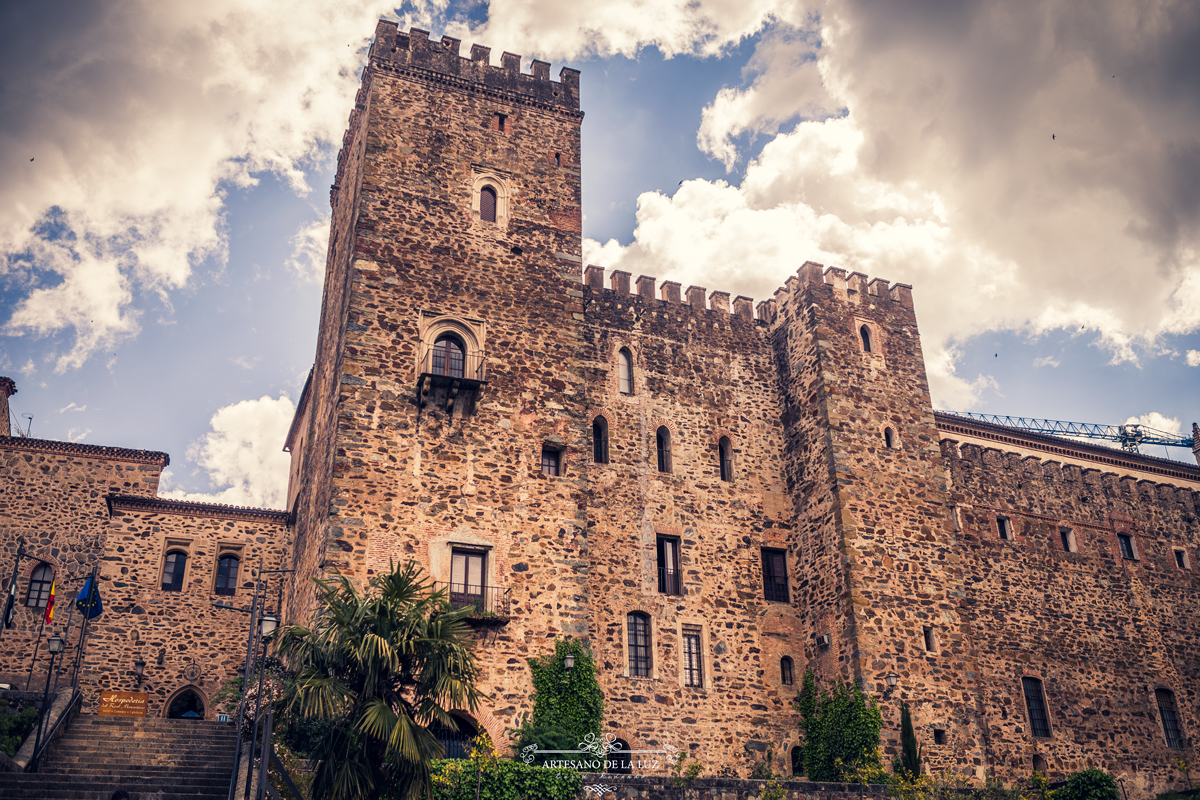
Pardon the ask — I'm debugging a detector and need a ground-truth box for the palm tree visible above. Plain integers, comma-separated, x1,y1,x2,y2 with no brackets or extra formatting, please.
276,561,483,800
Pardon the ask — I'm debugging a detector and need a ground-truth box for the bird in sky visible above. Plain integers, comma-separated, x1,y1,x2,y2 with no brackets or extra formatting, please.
1052,134,1056,140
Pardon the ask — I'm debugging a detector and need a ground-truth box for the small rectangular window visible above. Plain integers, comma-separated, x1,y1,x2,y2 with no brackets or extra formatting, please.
541,447,561,477
762,548,789,603
1174,549,1189,570
923,626,937,653
1059,528,1076,553
933,729,946,745
1022,677,1052,738
657,537,681,595
1117,533,1136,560
682,626,703,687
494,112,507,132
997,516,1011,540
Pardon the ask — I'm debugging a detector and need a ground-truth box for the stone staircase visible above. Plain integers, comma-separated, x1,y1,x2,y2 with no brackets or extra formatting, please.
1,714,239,800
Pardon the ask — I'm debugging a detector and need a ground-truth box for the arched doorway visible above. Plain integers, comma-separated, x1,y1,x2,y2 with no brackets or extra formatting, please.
430,713,479,759
606,738,633,774
165,686,206,720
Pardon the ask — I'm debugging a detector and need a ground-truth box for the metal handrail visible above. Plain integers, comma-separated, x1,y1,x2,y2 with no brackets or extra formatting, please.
433,583,511,616
27,687,81,772
418,345,486,382
657,567,681,596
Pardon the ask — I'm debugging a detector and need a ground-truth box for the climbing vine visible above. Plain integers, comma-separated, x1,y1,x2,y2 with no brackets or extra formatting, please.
512,638,603,760
795,668,883,782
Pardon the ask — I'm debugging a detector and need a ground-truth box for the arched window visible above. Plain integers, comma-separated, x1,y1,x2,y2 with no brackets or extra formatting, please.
1156,689,1184,750
860,325,873,352
162,550,188,592
431,334,466,378
215,555,239,596
593,417,609,464
656,427,672,473
26,564,53,608
790,745,803,776
479,186,497,223
607,739,633,774
718,436,733,482
884,427,896,449
627,612,651,677
780,656,794,686
618,348,633,394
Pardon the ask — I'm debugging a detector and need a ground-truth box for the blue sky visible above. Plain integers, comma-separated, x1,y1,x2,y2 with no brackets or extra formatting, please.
1,1,1198,506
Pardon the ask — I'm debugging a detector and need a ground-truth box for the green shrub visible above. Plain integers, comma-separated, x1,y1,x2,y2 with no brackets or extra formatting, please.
896,701,921,779
1054,768,1119,800
429,758,582,800
796,669,883,782
0,701,40,758
520,638,603,751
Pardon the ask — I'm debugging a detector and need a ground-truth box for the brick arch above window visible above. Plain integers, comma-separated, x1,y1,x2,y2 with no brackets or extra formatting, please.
854,318,885,358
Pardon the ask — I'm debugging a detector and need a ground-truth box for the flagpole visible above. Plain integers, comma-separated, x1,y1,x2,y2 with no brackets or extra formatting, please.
1,542,27,641
69,565,99,692
51,580,78,696
25,608,47,691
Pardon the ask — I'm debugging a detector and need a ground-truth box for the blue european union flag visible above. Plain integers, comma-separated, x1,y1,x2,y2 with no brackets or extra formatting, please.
75,577,103,619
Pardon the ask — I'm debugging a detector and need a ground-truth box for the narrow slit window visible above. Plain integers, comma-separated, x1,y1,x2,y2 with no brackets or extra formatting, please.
860,325,873,352
541,447,561,477
627,612,651,677
923,626,937,653
933,729,946,745
998,516,1012,540
884,427,896,449
494,113,507,132
554,152,561,167
1156,689,1184,750
657,537,681,595
618,348,633,394
1022,677,1052,738
1117,533,1136,560
479,186,497,223
1174,549,1189,570
1059,528,1076,553
718,436,733,482
26,564,53,608
682,626,703,687
592,417,609,464
780,656,794,686
656,427,672,473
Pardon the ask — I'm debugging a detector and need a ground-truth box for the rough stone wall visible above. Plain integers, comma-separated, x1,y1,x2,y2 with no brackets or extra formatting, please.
80,499,290,717
582,278,802,769
0,437,165,687
944,439,1200,794
770,265,987,776
289,19,590,744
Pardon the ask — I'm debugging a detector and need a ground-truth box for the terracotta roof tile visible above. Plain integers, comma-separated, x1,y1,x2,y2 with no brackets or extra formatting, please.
1,435,169,466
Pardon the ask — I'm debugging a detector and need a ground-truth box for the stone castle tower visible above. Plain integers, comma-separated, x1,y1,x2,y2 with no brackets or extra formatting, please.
279,18,1198,789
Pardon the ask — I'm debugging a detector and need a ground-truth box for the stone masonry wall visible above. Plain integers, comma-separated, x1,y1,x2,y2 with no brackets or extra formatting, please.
944,438,1200,795
83,498,290,717
0,437,165,688
582,275,802,771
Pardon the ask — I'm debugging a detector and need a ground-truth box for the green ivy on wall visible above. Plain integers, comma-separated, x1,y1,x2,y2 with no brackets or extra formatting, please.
796,669,883,782
513,637,603,759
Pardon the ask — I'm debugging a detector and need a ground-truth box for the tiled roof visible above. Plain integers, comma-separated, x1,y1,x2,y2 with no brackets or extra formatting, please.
0,435,170,466
106,494,289,524
934,412,1200,484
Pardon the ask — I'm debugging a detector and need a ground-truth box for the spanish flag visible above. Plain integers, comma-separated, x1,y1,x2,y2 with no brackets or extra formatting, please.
43,581,55,624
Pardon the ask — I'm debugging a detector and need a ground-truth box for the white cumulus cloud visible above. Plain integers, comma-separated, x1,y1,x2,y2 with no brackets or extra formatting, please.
160,394,295,509
1187,350,1200,367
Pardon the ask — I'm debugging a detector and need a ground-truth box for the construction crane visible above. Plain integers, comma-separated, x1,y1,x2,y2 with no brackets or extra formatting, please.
940,411,1196,455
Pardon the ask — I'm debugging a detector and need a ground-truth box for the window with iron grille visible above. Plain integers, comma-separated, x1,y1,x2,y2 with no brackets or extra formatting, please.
215,555,239,596
657,537,681,595
1022,677,1051,738
593,417,609,464
627,612,651,677
541,447,561,477
1117,533,1136,560
618,349,633,394
762,548,789,603
682,626,703,687
480,186,497,223
26,564,53,608
718,436,733,482
1157,689,1184,750
780,656,794,686
162,550,188,592
431,334,466,378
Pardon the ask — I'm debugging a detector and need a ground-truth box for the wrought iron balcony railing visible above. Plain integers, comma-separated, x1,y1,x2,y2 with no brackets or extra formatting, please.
657,567,681,596
417,345,486,384
434,582,511,617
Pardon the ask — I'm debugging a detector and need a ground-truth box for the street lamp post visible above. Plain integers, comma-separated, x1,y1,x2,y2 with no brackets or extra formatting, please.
30,631,64,771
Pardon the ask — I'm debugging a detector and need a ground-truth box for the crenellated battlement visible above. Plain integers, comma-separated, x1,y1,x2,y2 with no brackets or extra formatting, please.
581,260,914,327
368,21,580,113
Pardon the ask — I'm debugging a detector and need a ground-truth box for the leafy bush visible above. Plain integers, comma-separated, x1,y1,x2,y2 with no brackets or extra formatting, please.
518,638,603,752
0,700,39,758
429,758,582,800
1054,768,1119,800
796,669,883,782
896,701,921,779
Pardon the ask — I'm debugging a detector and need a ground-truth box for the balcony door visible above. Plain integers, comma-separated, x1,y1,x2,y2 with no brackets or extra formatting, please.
450,549,486,611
